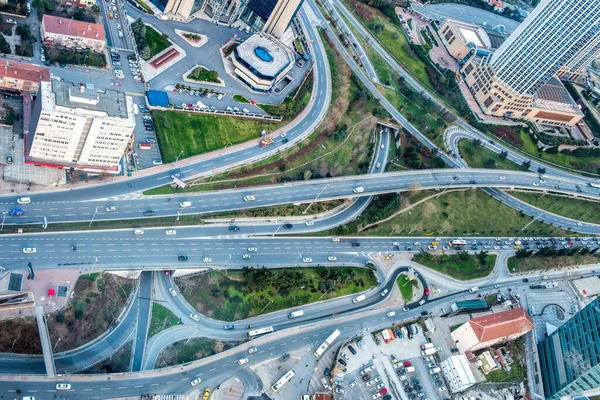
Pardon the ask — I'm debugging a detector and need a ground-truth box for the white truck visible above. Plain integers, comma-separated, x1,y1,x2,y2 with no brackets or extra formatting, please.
179,201,192,208
352,294,367,303
353,187,364,193
288,310,304,318
421,348,437,356
194,100,208,111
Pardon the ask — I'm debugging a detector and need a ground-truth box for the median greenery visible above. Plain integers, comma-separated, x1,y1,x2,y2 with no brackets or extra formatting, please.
131,18,170,60
187,66,220,83
175,267,377,321
458,139,520,170
413,249,496,280
396,274,417,301
508,246,600,273
232,94,250,103
148,303,182,337
156,338,235,368
511,192,600,225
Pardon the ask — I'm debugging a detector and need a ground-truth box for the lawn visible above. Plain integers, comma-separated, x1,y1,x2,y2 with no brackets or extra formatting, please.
145,25,170,59
396,274,416,301
148,303,182,337
357,189,570,237
156,338,234,368
175,267,377,321
413,251,497,280
187,66,220,83
511,192,600,225
232,94,250,103
152,110,280,163
507,253,600,273
458,140,521,170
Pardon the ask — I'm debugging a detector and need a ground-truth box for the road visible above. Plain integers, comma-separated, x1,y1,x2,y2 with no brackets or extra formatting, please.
130,271,153,372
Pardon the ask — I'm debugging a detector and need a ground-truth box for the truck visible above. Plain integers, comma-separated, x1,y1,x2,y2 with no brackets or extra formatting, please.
179,201,192,208
421,348,437,356
139,142,152,150
421,343,434,350
194,100,207,111
381,328,394,343
352,187,364,193
288,310,304,319
259,138,273,147
352,294,367,303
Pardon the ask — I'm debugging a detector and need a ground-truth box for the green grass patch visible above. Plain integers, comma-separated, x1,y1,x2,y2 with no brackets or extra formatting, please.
485,338,525,383
187,66,220,83
176,267,377,321
145,25,170,59
156,337,235,368
396,274,416,301
511,192,600,225
233,94,250,103
133,0,154,14
152,110,280,163
148,303,182,337
294,38,305,54
79,273,100,282
458,140,521,170
413,250,496,280
507,253,600,273
450,323,462,333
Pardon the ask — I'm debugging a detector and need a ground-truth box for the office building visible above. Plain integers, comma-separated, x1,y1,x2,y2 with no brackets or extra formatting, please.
451,307,535,354
0,59,50,94
462,0,600,126
27,80,135,172
440,355,477,393
438,19,505,62
240,0,303,37
538,297,600,399
41,15,106,52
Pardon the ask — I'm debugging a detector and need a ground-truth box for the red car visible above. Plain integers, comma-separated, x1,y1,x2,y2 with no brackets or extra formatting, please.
380,388,388,395
424,288,430,296
164,270,170,275
403,361,411,367
362,374,370,382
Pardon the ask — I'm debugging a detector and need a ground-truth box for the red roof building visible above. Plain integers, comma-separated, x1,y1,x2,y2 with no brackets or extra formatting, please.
41,15,106,52
0,59,50,93
451,307,534,353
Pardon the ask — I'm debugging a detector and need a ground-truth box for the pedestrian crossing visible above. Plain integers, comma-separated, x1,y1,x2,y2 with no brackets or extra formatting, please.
303,3,321,25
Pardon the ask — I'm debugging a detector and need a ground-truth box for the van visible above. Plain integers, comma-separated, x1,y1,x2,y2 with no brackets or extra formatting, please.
153,159,163,165
180,201,192,208
352,294,366,303
469,287,479,293
429,367,441,374
421,343,434,350
288,310,304,318
217,94,223,100
405,366,415,373
421,348,436,356
386,311,396,317
16,197,31,204
133,229,144,235
353,187,364,193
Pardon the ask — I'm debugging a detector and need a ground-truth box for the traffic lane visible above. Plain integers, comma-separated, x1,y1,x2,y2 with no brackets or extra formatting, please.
131,271,153,371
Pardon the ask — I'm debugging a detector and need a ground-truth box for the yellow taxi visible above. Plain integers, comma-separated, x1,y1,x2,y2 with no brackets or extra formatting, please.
108,12,113,19
202,388,210,400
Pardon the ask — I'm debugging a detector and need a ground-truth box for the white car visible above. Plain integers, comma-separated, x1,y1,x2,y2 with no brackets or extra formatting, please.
105,206,117,212
56,383,71,390
203,257,212,263
418,299,425,305
366,380,375,387
303,258,313,263
532,182,539,186
190,378,201,386
248,347,257,354
134,229,144,235
380,144,385,149
374,376,382,383
332,237,340,242
387,311,396,317
247,247,258,252
169,287,177,296
349,381,357,388
380,289,389,297
392,241,399,246
117,23,121,30
189,313,200,321
23,247,36,254
237,358,249,365
165,229,176,235
280,132,287,138
328,256,337,261
499,176,506,180
305,221,314,226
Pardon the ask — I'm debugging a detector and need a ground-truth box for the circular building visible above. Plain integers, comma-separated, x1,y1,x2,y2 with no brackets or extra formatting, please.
232,33,294,92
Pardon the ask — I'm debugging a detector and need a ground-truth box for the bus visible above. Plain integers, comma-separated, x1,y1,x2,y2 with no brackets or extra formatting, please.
271,370,295,392
247,326,274,338
313,329,341,358
448,239,467,246
588,183,600,189
138,142,152,150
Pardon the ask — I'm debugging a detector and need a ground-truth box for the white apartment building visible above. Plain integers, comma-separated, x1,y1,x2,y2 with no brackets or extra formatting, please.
27,81,134,172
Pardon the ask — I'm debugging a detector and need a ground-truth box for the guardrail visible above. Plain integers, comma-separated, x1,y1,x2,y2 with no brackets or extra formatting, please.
148,105,283,122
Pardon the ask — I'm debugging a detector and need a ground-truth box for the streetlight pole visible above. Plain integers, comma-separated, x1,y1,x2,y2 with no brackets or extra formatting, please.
175,150,184,164
53,338,61,352
1,212,7,231
258,299,273,315
221,254,231,268
303,185,328,214
176,208,182,222
272,226,281,237
183,327,199,347
89,207,98,227
92,257,98,271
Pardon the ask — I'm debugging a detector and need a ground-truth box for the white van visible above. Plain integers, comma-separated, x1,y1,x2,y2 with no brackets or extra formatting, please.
429,367,441,374
133,229,144,235
386,311,396,317
352,187,364,193
469,287,479,293
352,294,366,303
180,201,192,208
17,197,31,204
288,310,304,319
405,366,416,373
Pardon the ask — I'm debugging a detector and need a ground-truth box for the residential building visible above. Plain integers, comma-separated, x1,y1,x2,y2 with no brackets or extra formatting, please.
451,307,534,354
538,297,600,399
440,355,477,393
27,80,134,172
0,59,50,94
438,19,505,63
462,0,600,126
232,33,294,92
41,15,106,52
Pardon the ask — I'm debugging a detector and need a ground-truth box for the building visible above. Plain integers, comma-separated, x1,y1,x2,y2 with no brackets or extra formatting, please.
41,15,106,52
232,33,294,92
0,59,50,94
239,0,303,37
440,355,477,393
438,19,504,63
451,307,535,354
27,80,135,172
538,297,600,399
462,0,600,126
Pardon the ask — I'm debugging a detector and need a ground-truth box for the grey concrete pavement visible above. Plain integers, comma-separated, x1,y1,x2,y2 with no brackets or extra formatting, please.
34,306,56,378
131,271,153,371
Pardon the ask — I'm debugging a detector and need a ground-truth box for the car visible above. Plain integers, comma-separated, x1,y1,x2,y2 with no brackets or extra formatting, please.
105,206,117,212
335,387,345,395
403,306,409,312
470,180,476,184
169,287,177,296
428,362,437,368
351,242,360,247
532,182,539,186
280,132,287,138
424,287,430,296
382,395,392,400
499,176,506,180
420,311,428,316
17,197,31,205
371,394,381,399
380,289,389,297
223,324,234,330
305,221,314,226
404,387,413,393
247,247,258,252
341,352,349,361
189,313,200,321
23,247,36,254
248,347,257,354
178,255,188,261
349,381,357,388
439,387,447,392
381,144,385,149
418,299,425,305
380,388,388,395
202,388,211,400
348,345,357,355
435,380,443,386
165,229,176,235
324,367,331,377
203,257,212,263
332,237,340,242
190,378,201,386
283,223,293,229
6,154,13,164
328,256,337,261
303,258,313,263
387,311,396,317
56,383,71,390
431,374,439,379
229,225,240,231
5,18,16,24
522,278,529,282
407,395,416,399
242,254,251,259
366,379,375,387
338,358,347,366
362,374,370,382
403,361,412,367
374,376,382,382
376,162,381,169
143,210,155,216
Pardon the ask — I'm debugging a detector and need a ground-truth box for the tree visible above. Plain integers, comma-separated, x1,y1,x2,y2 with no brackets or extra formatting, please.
499,150,508,160
522,160,531,170
484,158,496,168
475,250,489,265
334,129,347,141
472,138,482,148
537,167,546,174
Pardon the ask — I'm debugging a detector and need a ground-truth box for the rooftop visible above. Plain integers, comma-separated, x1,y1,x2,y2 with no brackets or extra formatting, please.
42,14,105,42
468,307,534,343
51,80,129,119
235,33,294,78
447,18,492,49
533,76,582,114
0,59,50,84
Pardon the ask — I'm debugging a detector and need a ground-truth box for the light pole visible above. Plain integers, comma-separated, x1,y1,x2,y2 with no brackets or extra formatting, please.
272,226,281,237
92,257,98,271
175,150,184,164
89,207,99,227
176,208,182,222
1,212,7,231
436,175,459,199
318,287,333,301
294,253,302,264
53,337,61,352
258,299,273,315
221,254,231,268
303,185,328,214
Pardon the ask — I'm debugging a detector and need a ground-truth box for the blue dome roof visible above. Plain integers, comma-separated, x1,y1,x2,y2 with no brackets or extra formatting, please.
254,46,274,62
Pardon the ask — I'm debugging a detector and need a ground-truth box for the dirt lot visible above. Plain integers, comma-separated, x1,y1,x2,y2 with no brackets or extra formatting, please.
47,273,134,352
0,316,42,354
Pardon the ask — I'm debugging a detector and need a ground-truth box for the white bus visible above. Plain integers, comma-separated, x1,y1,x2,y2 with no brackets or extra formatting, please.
313,329,341,358
448,239,467,246
247,326,274,338
271,370,295,392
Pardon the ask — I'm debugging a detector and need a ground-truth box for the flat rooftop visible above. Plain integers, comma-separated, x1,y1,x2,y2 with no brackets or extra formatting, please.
51,80,129,119
235,33,294,78
447,19,492,48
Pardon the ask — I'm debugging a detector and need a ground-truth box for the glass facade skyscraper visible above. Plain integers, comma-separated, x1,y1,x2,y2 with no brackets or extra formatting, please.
538,297,600,399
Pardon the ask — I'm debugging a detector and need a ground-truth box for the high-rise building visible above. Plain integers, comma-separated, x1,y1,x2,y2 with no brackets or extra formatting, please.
538,297,600,399
240,0,303,37
27,81,135,172
462,0,600,126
